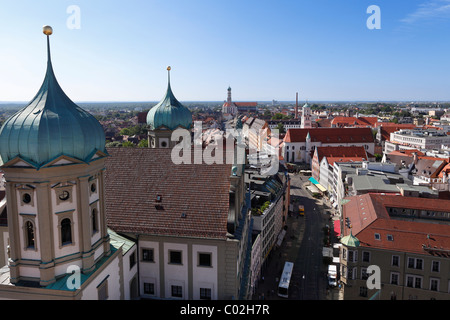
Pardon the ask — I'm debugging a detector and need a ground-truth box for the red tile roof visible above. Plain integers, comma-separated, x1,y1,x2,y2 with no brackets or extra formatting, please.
316,146,368,161
235,102,258,107
378,124,417,141
104,148,232,239
284,127,374,144
342,194,450,255
331,116,378,128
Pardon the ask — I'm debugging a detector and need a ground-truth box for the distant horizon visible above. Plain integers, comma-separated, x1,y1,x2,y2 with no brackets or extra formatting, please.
1,100,450,105
2,1,450,102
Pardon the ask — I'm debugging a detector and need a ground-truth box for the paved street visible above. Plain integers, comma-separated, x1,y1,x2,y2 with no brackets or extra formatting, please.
253,172,339,300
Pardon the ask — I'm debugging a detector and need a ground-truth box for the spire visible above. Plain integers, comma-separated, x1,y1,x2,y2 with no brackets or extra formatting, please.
167,66,171,87
146,66,192,131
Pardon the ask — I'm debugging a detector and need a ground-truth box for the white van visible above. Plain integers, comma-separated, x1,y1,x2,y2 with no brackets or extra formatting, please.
327,265,337,287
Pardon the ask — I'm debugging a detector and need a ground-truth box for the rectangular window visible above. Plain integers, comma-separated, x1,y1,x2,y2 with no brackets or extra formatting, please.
171,285,183,298
359,286,368,297
169,250,182,265
361,268,368,280
362,251,370,263
415,259,423,270
198,253,212,267
432,261,440,273
407,257,423,269
430,278,439,291
415,277,422,289
390,272,399,285
97,278,109,300
406,276,414,288
200,288,212,300
406,275,422,289
142,248,154,262
129,250,136,269
144,282,155,295
392,255,400,267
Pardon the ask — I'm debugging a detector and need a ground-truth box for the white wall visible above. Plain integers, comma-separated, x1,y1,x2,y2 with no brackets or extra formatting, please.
122,246,138,300
139,240,160,298
81,254,122,300
164,243,188,299
192,244,218,300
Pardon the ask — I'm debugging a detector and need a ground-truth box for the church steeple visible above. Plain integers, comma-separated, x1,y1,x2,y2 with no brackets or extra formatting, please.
1,26,110,287
146,66,192,148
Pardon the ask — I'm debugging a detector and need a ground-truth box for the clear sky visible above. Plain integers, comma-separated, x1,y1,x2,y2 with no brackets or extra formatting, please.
1,0,450,102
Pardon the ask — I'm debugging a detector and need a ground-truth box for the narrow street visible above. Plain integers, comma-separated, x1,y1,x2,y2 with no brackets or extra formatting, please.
289,173,327,300
254,172,338,300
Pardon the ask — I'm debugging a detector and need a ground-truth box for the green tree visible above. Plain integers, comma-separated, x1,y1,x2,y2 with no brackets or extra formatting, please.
276,123,286,134
119,128,131,136
138,139,149,148
121,141,135,148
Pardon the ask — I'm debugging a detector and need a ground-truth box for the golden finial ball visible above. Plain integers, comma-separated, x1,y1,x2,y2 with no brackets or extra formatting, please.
167,66,171,71
43,25,53,36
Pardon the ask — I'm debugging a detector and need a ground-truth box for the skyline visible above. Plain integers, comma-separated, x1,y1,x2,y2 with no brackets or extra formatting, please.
1,0,450,102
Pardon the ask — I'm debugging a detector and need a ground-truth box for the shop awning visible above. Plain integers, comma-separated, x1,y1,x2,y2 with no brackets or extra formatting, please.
308,177,327,192
333,220,341,237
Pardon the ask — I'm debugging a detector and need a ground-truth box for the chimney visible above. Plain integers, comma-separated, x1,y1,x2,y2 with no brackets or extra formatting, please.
295,92,298,119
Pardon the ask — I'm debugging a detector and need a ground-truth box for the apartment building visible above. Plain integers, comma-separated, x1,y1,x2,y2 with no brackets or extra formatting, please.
339,194,450,300
384,129,450,155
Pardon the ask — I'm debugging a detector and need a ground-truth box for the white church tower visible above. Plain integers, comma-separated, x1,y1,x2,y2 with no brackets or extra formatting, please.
301,102,312,129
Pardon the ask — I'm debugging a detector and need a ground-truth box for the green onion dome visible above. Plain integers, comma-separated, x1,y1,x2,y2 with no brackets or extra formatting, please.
146,67,192,131
0,28,106,167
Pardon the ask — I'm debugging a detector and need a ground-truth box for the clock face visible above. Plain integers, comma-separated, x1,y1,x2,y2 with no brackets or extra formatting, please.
59,190,70,201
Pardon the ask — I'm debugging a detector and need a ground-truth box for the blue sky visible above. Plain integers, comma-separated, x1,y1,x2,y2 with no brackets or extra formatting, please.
1,0,450,102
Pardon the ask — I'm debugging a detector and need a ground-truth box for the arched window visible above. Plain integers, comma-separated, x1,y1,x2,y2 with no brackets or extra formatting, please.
92,209,98,234
61,218,72,245
26,221,35,248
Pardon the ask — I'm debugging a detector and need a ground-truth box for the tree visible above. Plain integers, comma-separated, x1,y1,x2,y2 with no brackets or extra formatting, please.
119,128,131,136
138,139,148,148
121,141,135,148
276,123,286,134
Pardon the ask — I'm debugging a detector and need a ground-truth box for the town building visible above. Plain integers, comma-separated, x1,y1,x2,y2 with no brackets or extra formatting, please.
384,128,450,155
243,118,271,152
222,87,258,115
245,167,290,296
339,194,450,300
329,161,436,216
283,127,375,164
267,119,301,131
311,146,369,190
331,116,378,128
104,147,251,300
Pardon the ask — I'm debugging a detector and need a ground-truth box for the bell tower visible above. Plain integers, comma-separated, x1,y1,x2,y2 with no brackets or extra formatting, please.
301,102,312,129
146,66,193,149
0,26,110,286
